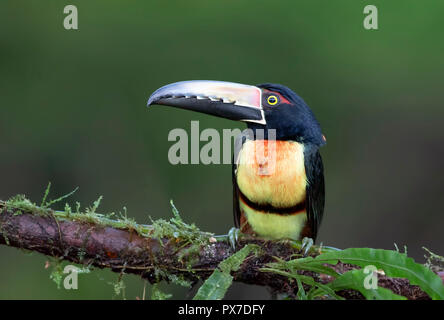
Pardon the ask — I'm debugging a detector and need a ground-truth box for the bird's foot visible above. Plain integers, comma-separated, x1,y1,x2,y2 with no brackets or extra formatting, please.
279,237,315,256
227,227,240,250
287,237,315,256
301,237,314,256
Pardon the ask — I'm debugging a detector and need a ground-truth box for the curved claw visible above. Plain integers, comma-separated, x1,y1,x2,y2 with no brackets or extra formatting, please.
228,227,240,250
301,237,314,256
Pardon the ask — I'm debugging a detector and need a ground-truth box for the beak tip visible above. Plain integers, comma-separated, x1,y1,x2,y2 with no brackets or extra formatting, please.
146,96,156,107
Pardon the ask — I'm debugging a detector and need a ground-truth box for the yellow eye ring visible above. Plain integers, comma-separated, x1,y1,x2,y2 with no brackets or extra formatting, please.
267,95,278,105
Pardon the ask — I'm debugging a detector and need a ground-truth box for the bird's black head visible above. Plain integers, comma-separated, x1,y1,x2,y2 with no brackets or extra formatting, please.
253,83,325,145
147,80,325,147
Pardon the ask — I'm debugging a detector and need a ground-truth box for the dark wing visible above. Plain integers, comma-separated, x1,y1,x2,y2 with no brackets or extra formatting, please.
304,147,325,242
232,129,251,228
232,157,241,228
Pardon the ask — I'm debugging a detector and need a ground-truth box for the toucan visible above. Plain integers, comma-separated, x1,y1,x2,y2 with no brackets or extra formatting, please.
147,80,326,245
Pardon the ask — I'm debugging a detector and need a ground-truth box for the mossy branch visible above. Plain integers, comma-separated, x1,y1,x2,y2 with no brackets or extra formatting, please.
0,197,442,300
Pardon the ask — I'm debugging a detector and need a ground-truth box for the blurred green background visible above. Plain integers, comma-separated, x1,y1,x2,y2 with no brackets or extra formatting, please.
1,0,443,299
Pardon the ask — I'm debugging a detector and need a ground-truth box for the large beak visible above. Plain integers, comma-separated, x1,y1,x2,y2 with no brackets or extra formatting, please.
147,80,265,125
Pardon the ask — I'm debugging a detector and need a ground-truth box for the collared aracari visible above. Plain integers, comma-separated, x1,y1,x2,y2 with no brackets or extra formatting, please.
147,80,326,243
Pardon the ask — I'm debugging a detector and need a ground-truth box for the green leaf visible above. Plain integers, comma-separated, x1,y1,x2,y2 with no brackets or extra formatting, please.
193,269,233,300
279,256,340,277
327,269,406,300
193,244,260,300
219,244,260,274
261,267,344,300
150,283,172,300
295,276,307,300
308,248,444,300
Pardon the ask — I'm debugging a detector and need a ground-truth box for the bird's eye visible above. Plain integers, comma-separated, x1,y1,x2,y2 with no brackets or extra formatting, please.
267,95,278,106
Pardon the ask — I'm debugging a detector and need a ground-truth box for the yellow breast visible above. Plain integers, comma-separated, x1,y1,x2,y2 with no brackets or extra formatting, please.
239,199,307,239
236,140,307,208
